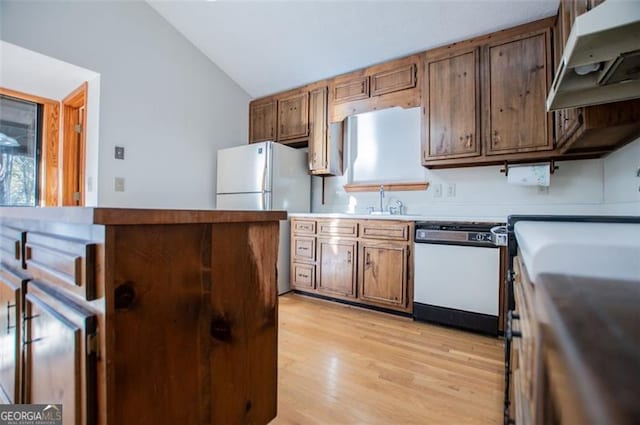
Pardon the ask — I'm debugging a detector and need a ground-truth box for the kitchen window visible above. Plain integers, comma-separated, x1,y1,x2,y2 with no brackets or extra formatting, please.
0,94,42,206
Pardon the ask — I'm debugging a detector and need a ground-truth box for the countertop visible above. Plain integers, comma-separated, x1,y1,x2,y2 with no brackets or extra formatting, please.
0,207,287,225
290,212,506,223
536,273,640,424
514,221,640,283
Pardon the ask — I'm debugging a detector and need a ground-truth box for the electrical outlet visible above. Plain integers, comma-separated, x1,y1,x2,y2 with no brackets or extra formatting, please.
115,177,125,192
446,183,456,197
115,146,125,160
433,184,442,198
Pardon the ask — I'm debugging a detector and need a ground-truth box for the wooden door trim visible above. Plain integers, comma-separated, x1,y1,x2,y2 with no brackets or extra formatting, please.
0,87,60,206
0,87,57,106
61,82,88,206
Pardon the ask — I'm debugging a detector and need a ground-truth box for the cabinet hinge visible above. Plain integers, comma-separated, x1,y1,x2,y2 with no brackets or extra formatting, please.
87,331,100,357
74,124,82,134
73,192,81,202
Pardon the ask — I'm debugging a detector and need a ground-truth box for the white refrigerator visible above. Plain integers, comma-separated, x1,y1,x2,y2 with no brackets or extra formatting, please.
216,141,310,294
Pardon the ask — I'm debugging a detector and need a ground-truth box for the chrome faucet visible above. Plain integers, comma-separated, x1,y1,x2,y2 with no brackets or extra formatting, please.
379,185,385,213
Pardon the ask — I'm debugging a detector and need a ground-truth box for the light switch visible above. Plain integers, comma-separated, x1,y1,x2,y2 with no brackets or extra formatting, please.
115,146,125,160
115,177,125,192
446,184,456,197
433,184,442,198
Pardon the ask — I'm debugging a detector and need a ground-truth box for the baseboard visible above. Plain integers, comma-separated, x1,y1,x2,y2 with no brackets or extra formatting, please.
413,302,498,336
293,290,412,318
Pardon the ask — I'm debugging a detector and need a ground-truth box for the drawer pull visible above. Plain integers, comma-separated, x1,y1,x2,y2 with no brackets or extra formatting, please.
298,246,308,251
210,316,232,343
298,273,309,279
6,302,16,333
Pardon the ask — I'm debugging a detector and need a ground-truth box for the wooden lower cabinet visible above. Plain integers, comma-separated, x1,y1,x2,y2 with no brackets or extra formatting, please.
23,281,97,425
358,241,408,308
0,207,284,425
0,266,24,404
290,218,413,313
317,238,357,298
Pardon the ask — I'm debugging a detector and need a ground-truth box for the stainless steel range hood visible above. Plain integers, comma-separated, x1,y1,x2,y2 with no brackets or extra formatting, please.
546,0,640,111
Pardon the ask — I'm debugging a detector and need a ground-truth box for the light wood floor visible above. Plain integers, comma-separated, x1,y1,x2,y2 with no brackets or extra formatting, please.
272,294,505,425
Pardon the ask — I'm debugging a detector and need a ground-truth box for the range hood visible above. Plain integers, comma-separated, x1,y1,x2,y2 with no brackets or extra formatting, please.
546,0,640,111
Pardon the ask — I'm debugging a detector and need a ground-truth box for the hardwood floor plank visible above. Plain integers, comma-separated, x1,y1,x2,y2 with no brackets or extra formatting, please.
273,294,504,425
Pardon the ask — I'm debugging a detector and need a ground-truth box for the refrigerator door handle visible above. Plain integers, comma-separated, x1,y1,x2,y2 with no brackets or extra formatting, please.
261,160,268,209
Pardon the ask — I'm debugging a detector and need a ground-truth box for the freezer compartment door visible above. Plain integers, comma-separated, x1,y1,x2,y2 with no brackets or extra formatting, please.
217,142,271,194
216,192,271,210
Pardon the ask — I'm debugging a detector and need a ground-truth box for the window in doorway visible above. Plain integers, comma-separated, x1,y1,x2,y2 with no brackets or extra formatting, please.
0,95,42,206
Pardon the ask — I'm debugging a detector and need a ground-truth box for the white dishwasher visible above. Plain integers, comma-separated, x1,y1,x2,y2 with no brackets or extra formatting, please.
413,221,502,335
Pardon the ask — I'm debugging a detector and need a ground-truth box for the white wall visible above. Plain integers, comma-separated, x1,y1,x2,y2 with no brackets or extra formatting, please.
0,1,250,208
0,41,102,206
312,137,640,221
602,137,640,215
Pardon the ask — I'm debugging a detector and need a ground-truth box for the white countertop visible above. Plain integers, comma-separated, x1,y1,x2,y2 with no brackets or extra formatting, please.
289,212,505,223
515,221,640,283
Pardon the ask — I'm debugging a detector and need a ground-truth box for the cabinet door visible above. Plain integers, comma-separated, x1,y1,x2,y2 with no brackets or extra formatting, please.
423,48,481,160
333,76,370,103
0,266,25,404
309,87,328,172
317,238,357,298
484,31,554,155
278,92,309,141
555,0,586,147
358,242,408,308
249,100,277,143
371,64,417,97
23,281,97,425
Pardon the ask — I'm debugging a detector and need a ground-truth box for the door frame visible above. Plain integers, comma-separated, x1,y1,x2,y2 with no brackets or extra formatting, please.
61,82,88,206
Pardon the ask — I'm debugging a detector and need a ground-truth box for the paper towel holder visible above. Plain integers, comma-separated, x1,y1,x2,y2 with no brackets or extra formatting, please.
499,160,559,177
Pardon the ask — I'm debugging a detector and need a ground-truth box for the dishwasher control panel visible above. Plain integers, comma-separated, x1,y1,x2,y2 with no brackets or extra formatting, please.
415,221,504,247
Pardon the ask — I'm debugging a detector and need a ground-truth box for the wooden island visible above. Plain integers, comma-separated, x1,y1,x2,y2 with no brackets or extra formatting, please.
0,207,286,425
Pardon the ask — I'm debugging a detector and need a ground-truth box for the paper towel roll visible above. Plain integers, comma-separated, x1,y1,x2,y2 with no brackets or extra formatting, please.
507,164,550,186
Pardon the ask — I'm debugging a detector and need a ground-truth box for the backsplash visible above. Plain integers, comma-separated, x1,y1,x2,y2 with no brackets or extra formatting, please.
311,137,640,220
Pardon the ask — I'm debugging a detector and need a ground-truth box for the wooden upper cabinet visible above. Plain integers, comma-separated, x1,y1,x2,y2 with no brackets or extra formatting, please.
358,241,408,308
483,30,554,155
309,87,343,175
423,48,481,160
249,99,277,143
277,91,309,141
309,87,328,171
371,64,417,97
333,76,370,104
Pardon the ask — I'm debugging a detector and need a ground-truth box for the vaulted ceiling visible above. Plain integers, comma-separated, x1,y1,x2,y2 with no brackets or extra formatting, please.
149,1,559,99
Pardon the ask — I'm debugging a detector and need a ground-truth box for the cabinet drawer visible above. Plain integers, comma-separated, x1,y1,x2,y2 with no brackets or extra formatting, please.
291,263,315,290
24,231,97,301
293,219,316,235
0,225,23,269
333,76,370,103
360,221,410,241
317,220,358,237
371,64,417,97
292,237,315,262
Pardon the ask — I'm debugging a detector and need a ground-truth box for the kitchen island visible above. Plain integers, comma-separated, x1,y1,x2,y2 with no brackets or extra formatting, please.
0,207,286,425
